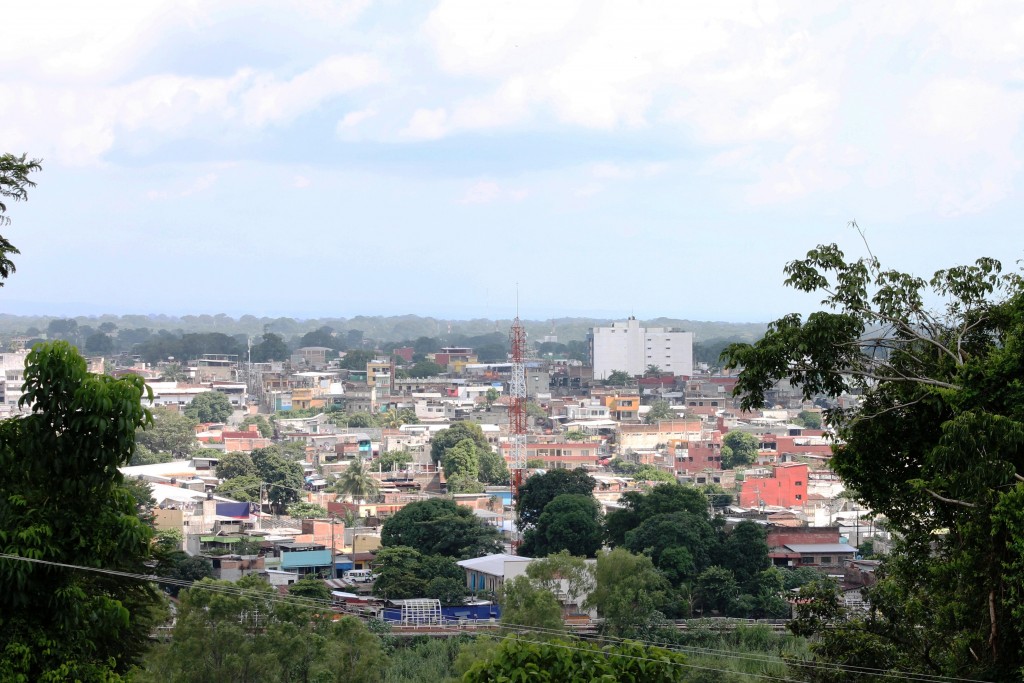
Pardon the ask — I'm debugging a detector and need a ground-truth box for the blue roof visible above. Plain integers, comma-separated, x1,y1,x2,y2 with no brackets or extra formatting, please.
281,549,333,569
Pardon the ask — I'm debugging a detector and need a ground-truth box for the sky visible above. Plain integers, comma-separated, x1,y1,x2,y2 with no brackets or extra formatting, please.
2,0,1023,323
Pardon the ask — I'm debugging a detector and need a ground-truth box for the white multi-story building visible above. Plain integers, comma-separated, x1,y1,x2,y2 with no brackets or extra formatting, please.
590,317,694,380
0,350,29,413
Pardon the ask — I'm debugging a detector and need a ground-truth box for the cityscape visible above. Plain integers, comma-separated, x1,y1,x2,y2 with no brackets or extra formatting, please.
2,2,1023,682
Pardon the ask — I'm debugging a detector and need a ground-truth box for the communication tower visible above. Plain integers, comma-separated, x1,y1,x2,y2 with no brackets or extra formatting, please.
509,315,528,553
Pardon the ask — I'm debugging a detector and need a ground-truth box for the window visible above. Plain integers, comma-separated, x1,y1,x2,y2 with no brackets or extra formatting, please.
801,556,815,564
795,494,802,500
795,481,803,486
819,556,832,564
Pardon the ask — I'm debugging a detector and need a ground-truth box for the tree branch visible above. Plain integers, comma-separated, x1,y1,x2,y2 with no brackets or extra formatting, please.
924,488,977,508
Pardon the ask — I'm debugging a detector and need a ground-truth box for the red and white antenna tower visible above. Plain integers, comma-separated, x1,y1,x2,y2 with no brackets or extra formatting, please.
508,314,528,554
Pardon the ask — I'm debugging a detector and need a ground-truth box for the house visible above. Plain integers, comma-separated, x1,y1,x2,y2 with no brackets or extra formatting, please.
767,526,856,569
279,548,334,577
221,424,272,453
457,553,534,595
739,462,809,508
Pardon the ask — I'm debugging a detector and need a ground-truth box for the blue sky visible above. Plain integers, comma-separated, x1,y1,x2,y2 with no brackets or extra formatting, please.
2,1,1023,322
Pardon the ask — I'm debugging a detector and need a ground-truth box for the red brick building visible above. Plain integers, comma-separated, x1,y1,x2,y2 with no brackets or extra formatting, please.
739,462,809,508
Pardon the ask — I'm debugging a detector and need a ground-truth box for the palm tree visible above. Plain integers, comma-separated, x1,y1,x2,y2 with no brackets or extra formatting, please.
335,459,379,502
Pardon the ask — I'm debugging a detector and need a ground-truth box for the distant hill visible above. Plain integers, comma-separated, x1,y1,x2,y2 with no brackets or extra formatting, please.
0,313,767,345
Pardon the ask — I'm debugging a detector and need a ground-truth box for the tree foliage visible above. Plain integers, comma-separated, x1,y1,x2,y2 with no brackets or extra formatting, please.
380,498,501,559
721,431,758,469
0,342,164,680
644,399,676,424
463,636,690,682
135,406,198,457
723,242,1024,679
521,494,603,559
372,546,466,604
335,459,379,502
0,153,42,285
430,421,492,464
184,391,233,423
252,446,304,512
516,468,597,530
216,452,256,480
585,548,670,638
140,576,387,682
250,332,290,362
499,576,565,635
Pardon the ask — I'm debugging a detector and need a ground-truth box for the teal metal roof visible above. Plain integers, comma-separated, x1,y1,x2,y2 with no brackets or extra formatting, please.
281,549,332,569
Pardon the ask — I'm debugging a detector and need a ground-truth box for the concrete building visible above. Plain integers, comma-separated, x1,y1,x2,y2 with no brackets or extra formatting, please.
590,317,693,380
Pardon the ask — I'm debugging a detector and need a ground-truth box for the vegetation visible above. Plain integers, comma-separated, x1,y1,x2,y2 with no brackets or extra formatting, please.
380,499,502,559
184,391,233,423
0,153,42,286
251,446,305,512
644,399,676,423
372,546,466,604
430,421,492,465
463,637,690,682
287,502,328,519
135,407,198,458
139,576,387,682
0,342,165,680
240,413,273,437
723,243,1024,679
520,494,603,558
376,450,413,472
336,459,380,502
515,468,596,530
721,432,758,469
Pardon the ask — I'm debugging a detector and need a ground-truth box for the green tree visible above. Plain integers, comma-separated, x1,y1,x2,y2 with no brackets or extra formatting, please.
499,575,565,634
371,546,466,604
376,450,413,472
478,447,510,485
430,421,492,464
604,369,631,386
715,520,770,588
442,437,480,481
0,153,42,286
721,431,758,469
484,386,500,407
287,502,328,519
130,443,173,466
585,547,670,638
240,414,273,438
140,576,387,682
463,637,689,683
521,493,603,558
380,498,501,559
252,446,304,513
216,451,256,479
605,482,709,546
525,551,593,610
335,459,380,502
563,429,587,441
526,458,546,468
85,331,114,355
644,399,675,424
695,566,739,614
135,406,198,457
339,348,375,370
344,412,379,428
516,468,597,529
251,332,290,362
0,341,164,679
215,475,262,503
406,360,445,377
796,410,823,429
723,243,1024,679
184,391,233,423
623,511,719,584
633,464,675,481
288,577,332,602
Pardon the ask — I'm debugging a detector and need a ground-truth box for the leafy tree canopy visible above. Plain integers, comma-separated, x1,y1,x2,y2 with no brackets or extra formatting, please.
184,391,233,423
0,153,42,286
287,502,328,519
606,483,708,547
250,332,290,363
722,242,1024,679
0,342,164,679
516,468,597,530
521,494,603,559
339,348,375,370
380,499,502,559
463,636,690,683
644,399,676,424
721,431,758,469
216,451,256,479
585,548,670,638
430,421,491,464
135,406,198,457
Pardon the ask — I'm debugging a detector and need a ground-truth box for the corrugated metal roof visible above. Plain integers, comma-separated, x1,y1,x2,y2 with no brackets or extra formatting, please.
784,543,857,554
281,549,333,569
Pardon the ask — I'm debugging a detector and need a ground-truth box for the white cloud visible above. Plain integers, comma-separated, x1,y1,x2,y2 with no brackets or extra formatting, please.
293,175,312,188
402,108,449,140
458,179,528,204
146,172,219,200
